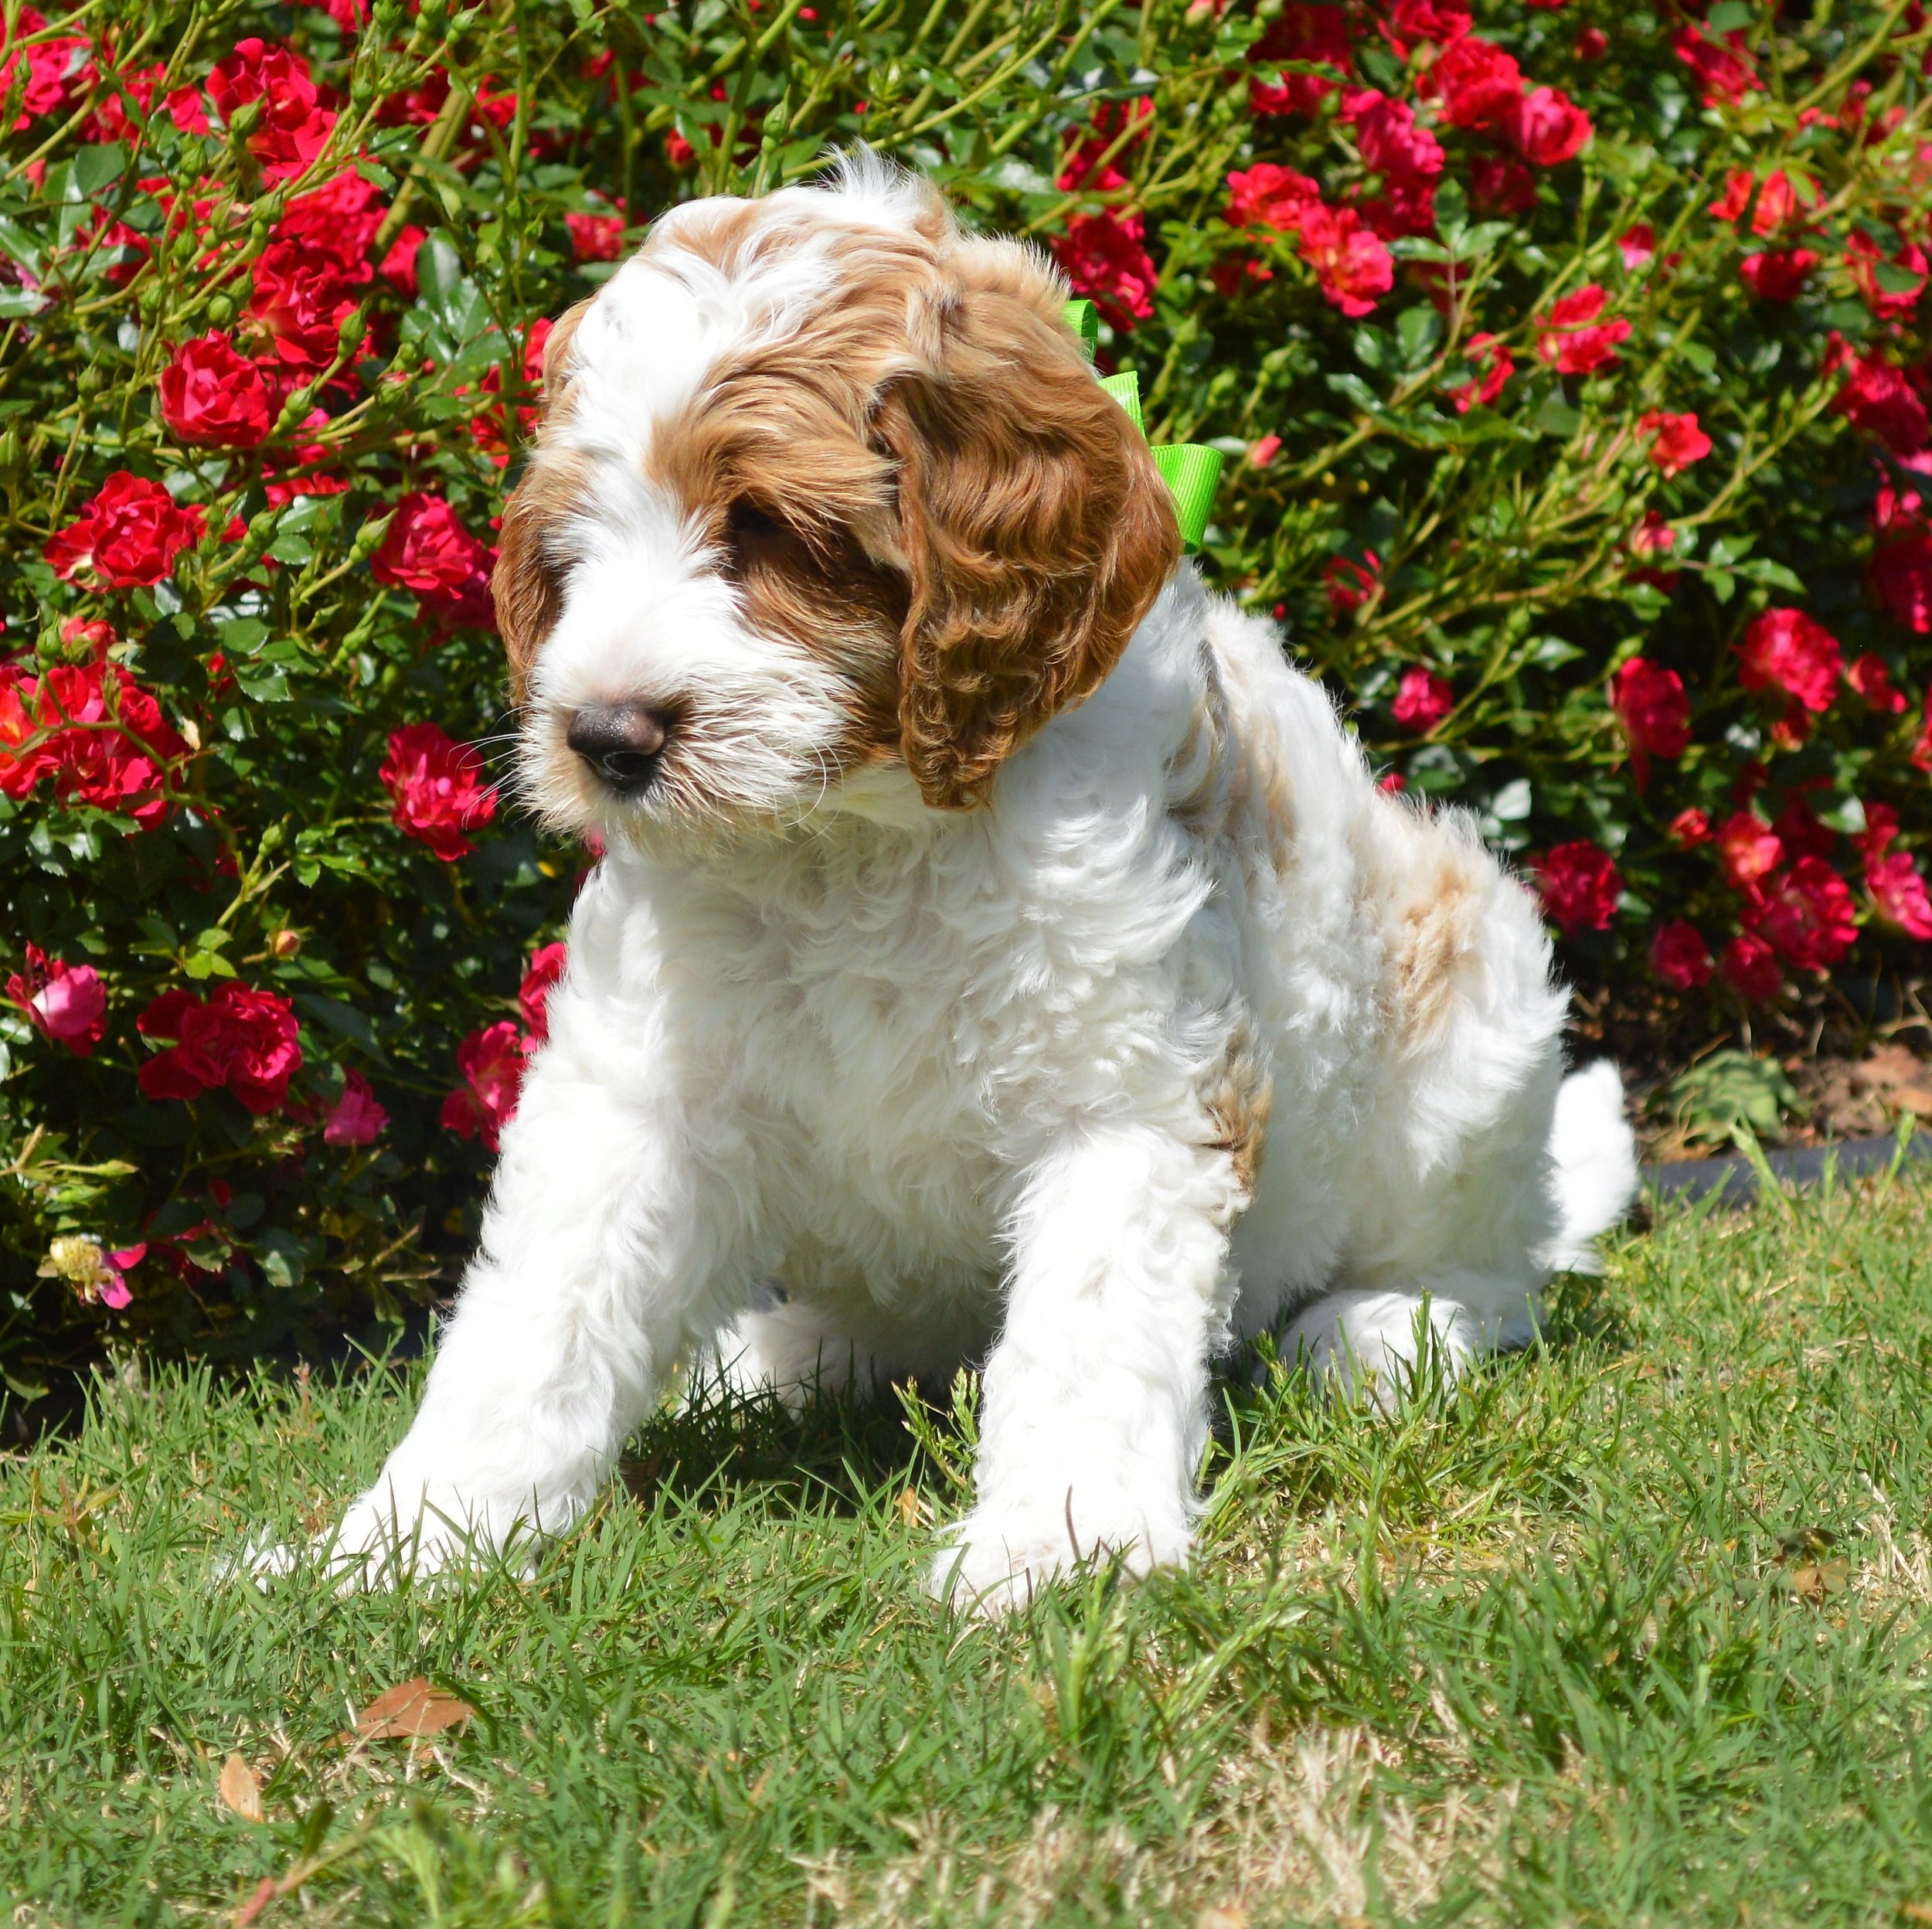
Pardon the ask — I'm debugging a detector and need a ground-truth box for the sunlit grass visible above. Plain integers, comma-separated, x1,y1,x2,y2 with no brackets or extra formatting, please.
5,1167,1932,1926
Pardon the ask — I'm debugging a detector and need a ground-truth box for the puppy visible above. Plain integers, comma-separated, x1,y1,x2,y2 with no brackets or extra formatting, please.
330,156,1637,1611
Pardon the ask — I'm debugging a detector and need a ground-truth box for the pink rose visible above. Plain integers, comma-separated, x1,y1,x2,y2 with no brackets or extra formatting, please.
5,944,107,1054
323,1070,388,1146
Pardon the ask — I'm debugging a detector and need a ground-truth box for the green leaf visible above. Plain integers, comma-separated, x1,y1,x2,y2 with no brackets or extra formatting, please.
255,1228,309,1291
71,144,127,199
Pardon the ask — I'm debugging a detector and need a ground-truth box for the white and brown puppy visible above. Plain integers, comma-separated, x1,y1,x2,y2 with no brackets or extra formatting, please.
330,156,1637,1610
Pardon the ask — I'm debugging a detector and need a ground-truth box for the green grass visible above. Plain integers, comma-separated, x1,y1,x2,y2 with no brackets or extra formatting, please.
9,1169,1932,1927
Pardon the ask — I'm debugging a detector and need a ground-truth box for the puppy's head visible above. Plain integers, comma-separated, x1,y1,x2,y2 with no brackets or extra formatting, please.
497,158,1179,844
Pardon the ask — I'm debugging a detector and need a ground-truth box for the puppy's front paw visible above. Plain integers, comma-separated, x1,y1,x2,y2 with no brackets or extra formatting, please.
320,1482,536,1590
927,1499,1192,1616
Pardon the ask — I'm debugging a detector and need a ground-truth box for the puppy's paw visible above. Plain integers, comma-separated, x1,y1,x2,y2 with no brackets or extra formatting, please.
319,1483,536,1590
1277,1290,1481,1409
927,1500,1191,1617
211,1533,300,1591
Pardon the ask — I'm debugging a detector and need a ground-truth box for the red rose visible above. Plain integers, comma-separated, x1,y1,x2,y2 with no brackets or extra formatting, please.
519,941,570,1042
1050,211,1157,333
1536,285,1630,376
381,225,427,295
2,9,87,128
1849,232,1927,322
1509,86,1591,167
440,1021,527,1152
323,1069,389,1146
1745,857,1856,971
1468,155,1538,216
1739,250,1817,301
1832,346,1929,457
277,169,385,274
1735,608,1842,713
1649,920,1713,991
1614,226,1655,273
1637,410,1712,478
159,332,279,448
1671,808,1713,848
1298,204,1393,318
379,722,498,862
1427,36,1523,132
1382,0,1471,54
1718,811,1784,890
1390,666,1452,733
1916,691,1932,774
1770,796,1835,862
1324,551,1380,616
0,660,187,828
1057,100,1153,194
1226,164,1321,233
1534,841,1622,935
1869,521,1932,633
206,39,335,182
1575,26,1609,59
1247,4,1352,116
44,471,206,588
1868,850,1932,940
1446,332,1513,413
566,209,626,263
5,945,107,1054
1673,24,1760,106
370,492,496,628
1340,89,1442,185
248,239,370,372
137,982,303,1114
1709,168,1813,240
1846,653,1907,715
1608,658,1689,789
1719,933,1782,1002
1855,801,1900,862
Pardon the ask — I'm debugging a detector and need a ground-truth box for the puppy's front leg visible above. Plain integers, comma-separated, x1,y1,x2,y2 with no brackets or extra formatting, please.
329,1037,748,1581
934,1127,1242,1614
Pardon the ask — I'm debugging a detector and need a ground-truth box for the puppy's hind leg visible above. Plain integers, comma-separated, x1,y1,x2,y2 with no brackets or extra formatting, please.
1276,1271,1544,1408
709,1294,890,1411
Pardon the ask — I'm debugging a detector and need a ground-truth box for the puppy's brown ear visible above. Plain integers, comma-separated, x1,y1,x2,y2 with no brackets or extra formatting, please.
494,300,593,702
877,242,1181,810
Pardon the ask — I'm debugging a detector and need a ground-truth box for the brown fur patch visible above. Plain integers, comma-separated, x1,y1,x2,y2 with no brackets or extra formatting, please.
492,299,596,700
878,240,1180,809
1206,1029,1274,1199
1386,838,1488,1057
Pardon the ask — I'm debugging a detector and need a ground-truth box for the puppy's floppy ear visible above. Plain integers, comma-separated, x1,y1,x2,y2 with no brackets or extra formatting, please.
494,299,594,703
876,240,1181,810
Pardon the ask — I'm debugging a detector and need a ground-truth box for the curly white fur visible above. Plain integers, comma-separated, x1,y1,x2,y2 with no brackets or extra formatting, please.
323,162,1638,1613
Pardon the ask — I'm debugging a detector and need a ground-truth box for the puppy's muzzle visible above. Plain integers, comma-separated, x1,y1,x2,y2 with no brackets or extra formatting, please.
566,704,672,793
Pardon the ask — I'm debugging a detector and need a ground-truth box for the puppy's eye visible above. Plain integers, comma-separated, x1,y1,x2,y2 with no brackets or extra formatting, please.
722,499,793,577
727,500,782,544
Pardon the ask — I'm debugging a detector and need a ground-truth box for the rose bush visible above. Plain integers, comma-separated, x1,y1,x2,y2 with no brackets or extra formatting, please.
1,0,1928,1392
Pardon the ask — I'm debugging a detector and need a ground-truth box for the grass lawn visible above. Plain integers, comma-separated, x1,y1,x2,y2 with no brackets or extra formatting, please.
7,1167,1932,1927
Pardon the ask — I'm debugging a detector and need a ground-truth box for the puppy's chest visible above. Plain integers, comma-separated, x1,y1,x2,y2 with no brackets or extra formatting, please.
673,855,1022,1173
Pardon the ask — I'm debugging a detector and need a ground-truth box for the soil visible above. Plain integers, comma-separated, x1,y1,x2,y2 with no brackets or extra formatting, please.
1570,968,1932,1165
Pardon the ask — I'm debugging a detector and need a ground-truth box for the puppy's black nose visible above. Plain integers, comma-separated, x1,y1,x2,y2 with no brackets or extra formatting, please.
566,704,671,792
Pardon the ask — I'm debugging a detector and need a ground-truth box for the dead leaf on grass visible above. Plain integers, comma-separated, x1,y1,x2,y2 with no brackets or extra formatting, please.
1899,1902,1932,1924
1775,1529,1851,1604
218,1752,264,1822
1198,1908,1250,1929
341,1676,475,1747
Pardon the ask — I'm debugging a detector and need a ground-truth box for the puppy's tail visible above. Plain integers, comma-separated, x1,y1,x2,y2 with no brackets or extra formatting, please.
1544,1060,1639,1275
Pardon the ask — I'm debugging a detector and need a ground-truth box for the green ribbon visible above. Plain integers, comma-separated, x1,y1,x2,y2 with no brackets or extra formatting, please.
1062,298,1223,554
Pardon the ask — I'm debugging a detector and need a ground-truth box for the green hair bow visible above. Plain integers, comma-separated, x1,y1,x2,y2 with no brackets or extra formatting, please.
1062,298,1223,556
